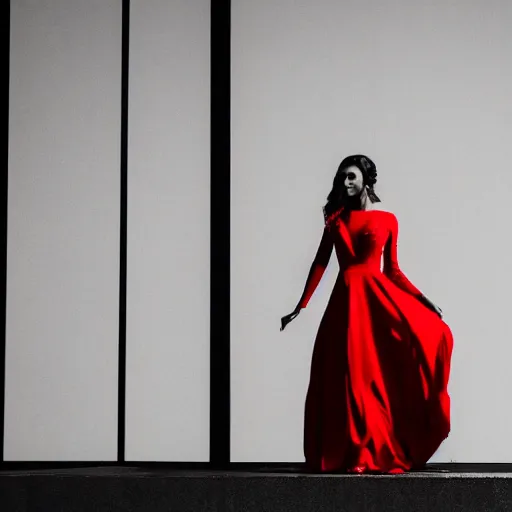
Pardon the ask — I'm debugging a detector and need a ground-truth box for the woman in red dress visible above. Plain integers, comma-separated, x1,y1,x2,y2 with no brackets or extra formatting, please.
281,155,453,474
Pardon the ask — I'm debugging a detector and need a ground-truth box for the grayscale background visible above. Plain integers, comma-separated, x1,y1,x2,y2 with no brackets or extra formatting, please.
5,0,511,464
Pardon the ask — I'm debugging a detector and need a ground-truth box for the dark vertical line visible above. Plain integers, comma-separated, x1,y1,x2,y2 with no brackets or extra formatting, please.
210,0,231,468
0,0,10,462
118,0,130,463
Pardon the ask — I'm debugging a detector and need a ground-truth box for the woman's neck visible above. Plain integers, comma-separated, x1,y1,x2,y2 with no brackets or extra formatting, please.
345,189,371,211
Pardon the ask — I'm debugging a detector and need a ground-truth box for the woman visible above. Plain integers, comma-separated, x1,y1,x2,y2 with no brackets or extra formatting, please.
281,155,453,474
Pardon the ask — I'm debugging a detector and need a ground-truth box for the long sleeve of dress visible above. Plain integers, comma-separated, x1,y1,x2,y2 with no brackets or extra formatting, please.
297,227,334,309
383,215,422,297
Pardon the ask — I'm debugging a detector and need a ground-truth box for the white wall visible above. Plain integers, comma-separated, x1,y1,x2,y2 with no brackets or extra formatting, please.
125,0,210,461
231,0,512,463
4,0,210,463
5,0,122,460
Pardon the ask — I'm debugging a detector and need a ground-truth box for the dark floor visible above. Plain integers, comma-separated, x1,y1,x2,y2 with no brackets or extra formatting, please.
1,464,512,512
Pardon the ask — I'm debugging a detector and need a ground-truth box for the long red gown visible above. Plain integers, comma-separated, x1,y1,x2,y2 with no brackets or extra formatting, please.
298,208,453,474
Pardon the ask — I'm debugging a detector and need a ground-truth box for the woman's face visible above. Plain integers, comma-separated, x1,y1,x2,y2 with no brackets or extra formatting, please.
341,165,364,197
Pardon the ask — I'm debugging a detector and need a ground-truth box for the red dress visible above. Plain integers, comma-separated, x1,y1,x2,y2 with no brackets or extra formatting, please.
298,208,453,473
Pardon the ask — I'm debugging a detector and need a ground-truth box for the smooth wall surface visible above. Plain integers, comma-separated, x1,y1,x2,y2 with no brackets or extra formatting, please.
125,0,210,461
5,0,122,460
231,0,512,462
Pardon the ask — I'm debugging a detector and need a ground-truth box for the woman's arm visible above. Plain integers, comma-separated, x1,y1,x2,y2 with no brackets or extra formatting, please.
382,214,422,297
280,226,334,331
383,215,443,318
296,226,334,309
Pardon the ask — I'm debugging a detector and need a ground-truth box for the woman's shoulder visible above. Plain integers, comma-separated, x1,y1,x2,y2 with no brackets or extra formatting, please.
323,206,343,226
368,203,398,225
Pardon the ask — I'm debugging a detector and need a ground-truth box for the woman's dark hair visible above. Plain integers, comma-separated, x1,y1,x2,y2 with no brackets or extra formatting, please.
323,154,381,219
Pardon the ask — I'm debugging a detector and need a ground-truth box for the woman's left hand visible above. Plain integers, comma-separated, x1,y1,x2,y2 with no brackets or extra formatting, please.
419,295,443,319
430,302,443,319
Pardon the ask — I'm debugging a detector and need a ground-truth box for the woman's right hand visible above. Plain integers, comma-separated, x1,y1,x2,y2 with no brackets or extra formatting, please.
280,307,301,331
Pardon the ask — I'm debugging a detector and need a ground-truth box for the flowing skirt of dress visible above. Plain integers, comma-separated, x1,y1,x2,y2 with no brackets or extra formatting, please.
303,265,453,473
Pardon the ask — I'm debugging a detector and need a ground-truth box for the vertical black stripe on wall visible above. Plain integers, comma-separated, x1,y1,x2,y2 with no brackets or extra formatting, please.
0,0,9,462
117,0,130,463
210,0,231,468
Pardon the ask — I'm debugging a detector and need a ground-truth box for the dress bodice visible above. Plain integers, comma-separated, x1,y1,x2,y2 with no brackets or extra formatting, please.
297,209,423,309
333,210,394,269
